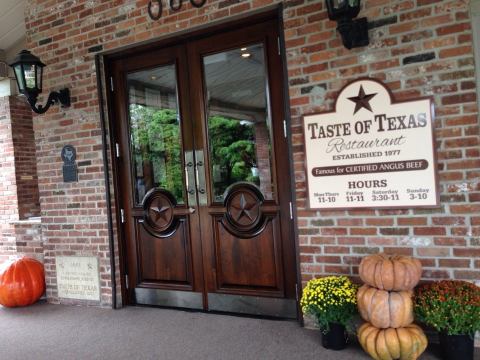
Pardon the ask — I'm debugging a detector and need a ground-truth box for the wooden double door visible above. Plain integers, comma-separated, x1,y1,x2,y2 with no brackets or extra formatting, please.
110,19,297,318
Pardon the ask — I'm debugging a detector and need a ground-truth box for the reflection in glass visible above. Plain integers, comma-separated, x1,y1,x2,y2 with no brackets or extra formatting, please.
14,67,25,90
203,44,274,202
25,65,36,89
127,64,184,205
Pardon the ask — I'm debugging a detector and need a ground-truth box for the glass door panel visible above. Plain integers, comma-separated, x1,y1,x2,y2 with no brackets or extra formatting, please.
202,44,274,203
127,64,184,205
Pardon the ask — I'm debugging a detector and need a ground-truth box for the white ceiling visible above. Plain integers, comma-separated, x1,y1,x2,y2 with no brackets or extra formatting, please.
0,0,26,56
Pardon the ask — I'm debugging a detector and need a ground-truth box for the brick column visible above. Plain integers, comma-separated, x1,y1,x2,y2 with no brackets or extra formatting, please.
0,96,19,263
0,95,42,264
10,96,41,219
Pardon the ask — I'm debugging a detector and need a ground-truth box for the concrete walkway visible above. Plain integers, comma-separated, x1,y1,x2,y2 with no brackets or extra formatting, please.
0,302,469,360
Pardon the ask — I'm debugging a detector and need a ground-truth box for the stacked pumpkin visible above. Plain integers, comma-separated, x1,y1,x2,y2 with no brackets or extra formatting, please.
357,253,427,360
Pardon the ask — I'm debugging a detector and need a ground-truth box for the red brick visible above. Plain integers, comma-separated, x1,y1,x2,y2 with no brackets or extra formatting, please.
383,247,413,256
454,248,480,257
438,259,470,268
338,237,365,245
350,228,377,235
454,270,480,280
439,45,473,59
436,22,470,36
324,246,350,254
414,227,447,236
397,217,428,226
417,247,450,257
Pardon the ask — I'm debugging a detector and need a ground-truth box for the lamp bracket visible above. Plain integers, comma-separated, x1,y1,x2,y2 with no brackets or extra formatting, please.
337,17,369,50
27,88,70,114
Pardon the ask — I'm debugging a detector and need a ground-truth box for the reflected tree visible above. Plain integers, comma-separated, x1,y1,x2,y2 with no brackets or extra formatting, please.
208,116,259,197
130,105,183,202
129,106,259,203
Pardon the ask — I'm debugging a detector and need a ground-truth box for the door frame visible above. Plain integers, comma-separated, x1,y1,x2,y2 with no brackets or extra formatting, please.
101,5,302,319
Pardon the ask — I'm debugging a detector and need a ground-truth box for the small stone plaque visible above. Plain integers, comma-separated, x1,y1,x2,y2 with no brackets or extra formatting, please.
56,256,100,301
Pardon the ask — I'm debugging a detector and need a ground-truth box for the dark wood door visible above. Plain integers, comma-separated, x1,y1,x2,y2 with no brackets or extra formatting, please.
111,19,297,318
112,45,205,309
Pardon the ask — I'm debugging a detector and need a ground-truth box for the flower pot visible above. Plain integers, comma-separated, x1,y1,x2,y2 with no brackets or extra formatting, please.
439,332,474,360
321,323,348,350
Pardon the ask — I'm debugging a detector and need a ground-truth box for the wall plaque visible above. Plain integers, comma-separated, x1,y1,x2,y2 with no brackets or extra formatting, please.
56,256,100,301
303,78,439,209
61,145,78,182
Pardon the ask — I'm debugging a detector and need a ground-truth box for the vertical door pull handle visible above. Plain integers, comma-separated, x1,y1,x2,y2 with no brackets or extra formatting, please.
195,150,207,206
185,151,197,206
185,166,189,192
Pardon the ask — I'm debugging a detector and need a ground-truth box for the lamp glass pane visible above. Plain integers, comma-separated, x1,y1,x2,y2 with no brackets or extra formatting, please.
36,66,43,91
332,0,359,9
24,64,36,90
14,65,26,92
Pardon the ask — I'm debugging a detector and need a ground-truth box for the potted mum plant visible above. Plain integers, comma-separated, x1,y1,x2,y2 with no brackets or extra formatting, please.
300,275,358,350
414,280,480,360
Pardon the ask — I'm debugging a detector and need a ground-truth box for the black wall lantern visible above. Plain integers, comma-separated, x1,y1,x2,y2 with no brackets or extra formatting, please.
325,0,369,50
9,50,70,114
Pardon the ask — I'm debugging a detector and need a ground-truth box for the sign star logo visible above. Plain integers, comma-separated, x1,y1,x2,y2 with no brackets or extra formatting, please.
347,85,377,115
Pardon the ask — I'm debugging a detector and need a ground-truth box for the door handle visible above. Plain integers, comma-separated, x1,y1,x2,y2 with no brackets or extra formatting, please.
185,163,195,195
184,151,197,206
195,150,207,206
195,163,204,193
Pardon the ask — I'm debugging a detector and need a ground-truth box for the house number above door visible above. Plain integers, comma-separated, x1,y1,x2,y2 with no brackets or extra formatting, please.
148,0,207,20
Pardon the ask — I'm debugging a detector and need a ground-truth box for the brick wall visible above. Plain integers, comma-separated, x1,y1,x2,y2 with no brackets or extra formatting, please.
287,0,480,284
24,0,480,307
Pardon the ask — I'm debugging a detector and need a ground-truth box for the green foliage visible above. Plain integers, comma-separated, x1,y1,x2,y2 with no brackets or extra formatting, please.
414,280,480,336
129,108,260,202
130,105,183,201
208,116,259,195
300,276,358,332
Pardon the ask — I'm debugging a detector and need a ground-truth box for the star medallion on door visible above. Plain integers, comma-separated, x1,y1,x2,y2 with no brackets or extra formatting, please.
230,193,260,224
223,183,266,236
143,189,176,234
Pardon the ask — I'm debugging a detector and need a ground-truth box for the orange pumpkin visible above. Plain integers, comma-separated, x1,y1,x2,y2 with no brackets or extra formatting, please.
359,253,422,291
358,322,427,360
357,284,413,329
0,257,45,307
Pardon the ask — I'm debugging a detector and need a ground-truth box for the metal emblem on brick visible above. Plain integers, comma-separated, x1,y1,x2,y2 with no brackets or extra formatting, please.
61,144,78,183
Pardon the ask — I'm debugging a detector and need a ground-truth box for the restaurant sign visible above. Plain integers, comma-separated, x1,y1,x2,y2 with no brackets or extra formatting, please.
303,78,438,209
